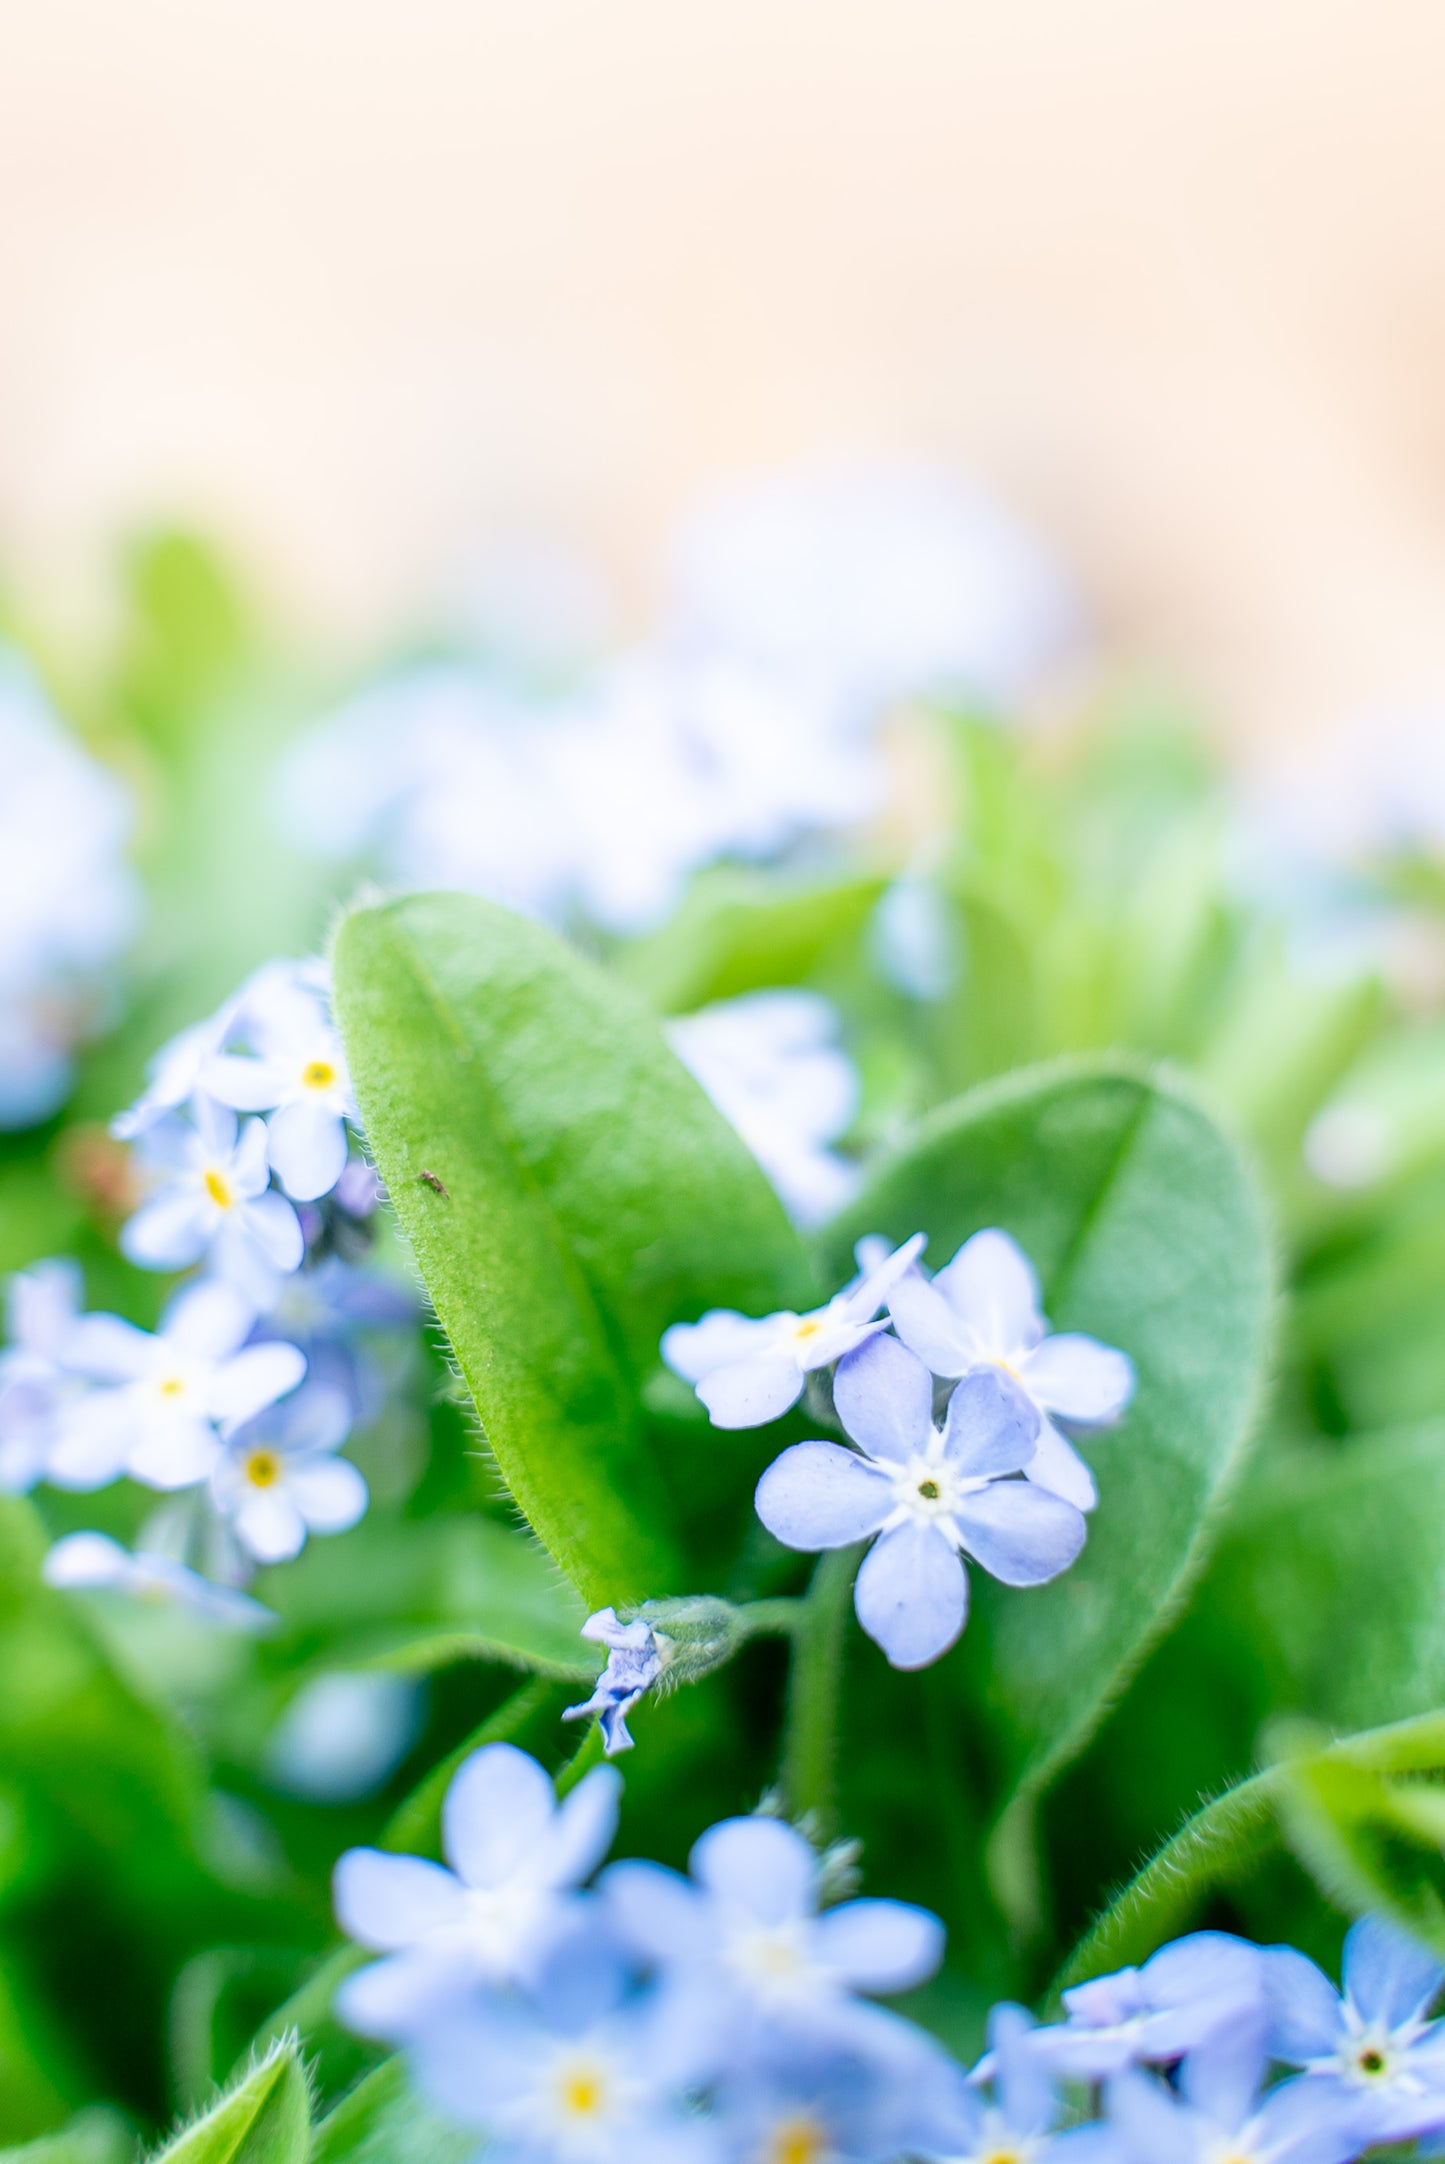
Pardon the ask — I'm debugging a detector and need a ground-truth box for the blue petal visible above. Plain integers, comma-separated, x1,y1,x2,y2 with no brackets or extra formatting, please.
832,1333,933,1465
1343,1913,1445,2030
853,1520,968,1669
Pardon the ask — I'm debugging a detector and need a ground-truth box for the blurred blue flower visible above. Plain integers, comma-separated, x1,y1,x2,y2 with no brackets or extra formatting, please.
661,1233,924,1431
713,2030,973,2164
1104,2018,1372,2164
889,1227,1135,1514
334,1741,622,2039
49,1277,305,1492
255,1253,414,1425
408,1917,715,2164
602,1811,943,2071
1263,1913,1445,2147
666,991,860,1231
1029,1932,1265,2079
211,1380,366,1564
121,1096,304,1299
953,2003,1120,2161
755,1335,1084,1670
564,1608,665,1756
203,964,358,1202
42,1529,275,1631
0,1259,85,1492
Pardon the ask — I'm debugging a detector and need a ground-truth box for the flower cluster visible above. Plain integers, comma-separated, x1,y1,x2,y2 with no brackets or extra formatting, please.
0,648,139,1131
1,956,413,1618
333,1741,1445,2163
661,1225,1132,1671
334,1742,968,2164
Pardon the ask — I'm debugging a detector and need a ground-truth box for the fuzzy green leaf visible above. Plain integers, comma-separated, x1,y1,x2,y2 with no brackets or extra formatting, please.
150,2038,310,2164
334,893,813,1604
310,2059,470,2164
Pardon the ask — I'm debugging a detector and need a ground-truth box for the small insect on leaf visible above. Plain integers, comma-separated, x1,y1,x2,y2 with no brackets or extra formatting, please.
418,1169,450,1199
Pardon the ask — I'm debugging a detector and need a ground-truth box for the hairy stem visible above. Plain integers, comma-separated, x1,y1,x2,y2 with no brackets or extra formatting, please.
781,1546,860,1831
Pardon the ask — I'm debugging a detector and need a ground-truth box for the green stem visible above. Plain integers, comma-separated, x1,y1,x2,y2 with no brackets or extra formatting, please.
736,1596,805,1639
781,1546,860,1832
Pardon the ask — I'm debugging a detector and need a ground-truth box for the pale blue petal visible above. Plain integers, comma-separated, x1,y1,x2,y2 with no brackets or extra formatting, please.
1022,1332,1135,1425
443,1741,555,1888
209,1343,306,1429
127,1413,220,1489
537,1763,623,1889
1343,1912,1445,2029
1247,2070,1386,2163
690,1815,816,1924
831,1333,933,1465
853,1520,968,1669
886,1272,971,1376
244,1189,305,1272
814,1898,944,1992
661,1310,787,1383
935,1228,1042,1349
754,1441,893,1549
1026,1416,1098,1511
1263,1947,1341,2060
840,1230,927,1321
697,1351,803,1428
601,1858,710,1964
332,1847,466,1948
65,1312,156,1382
203,1052,290,1113
1178,2013,1270,2132
954,1479,1085,1586
940,1367,1039,1477
163,1277,254,1361
289,1455,368,1532
990,2001,1056,2137
121,1192,209,1271
268,1098,349,1202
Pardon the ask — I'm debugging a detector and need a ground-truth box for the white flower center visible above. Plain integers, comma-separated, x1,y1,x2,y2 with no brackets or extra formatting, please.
1339,2026,1398,2085
458,1879,548,1969
888,1449,982,1535
971,2115,1044,2164
725,1917,821,2001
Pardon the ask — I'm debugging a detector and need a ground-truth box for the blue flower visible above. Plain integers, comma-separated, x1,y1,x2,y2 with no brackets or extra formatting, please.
602,1811,943,2074
661,1235,925,1431
0,1259,85,1492
712,2030,973,2164
211,1381,367,1564
121,1096,304,1300
755,1334,1085,1670
42,1530,276,1631
1030,1932,1265,2078
203,963,359,1203
564,1610,666,1756
1104,2017,1373,2164
951,2003,1121,2160
333,1741,622,2040
1263,1913,1445,2146
888,1227,1134,1513
407,1915,714,2164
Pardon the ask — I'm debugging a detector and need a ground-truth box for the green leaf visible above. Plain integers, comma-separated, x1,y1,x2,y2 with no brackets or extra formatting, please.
310,2059,470,2164
821,1058,1271,1918
1281,1739,1445,1957
332,891,813,1603
1058,1710,1445,1988
1190,1424,1445,1737
617,866,887,1013
0,2109,133,2164
150,2037,310,2164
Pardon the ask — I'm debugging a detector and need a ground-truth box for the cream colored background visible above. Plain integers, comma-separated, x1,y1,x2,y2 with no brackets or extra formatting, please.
3,0,1445,754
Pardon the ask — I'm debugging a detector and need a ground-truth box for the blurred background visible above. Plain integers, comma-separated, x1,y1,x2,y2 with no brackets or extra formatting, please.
4,0,1445,771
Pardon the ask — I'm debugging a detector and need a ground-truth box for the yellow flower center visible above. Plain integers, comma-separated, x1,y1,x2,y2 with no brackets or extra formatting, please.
203,1167,234,1209
244,1449,282,1489
793,1317,823,1344
918,1478,941,1500
302,1059,336,1091
556,2065,607,2119
767,2115,829,2164
156,1375,187,1399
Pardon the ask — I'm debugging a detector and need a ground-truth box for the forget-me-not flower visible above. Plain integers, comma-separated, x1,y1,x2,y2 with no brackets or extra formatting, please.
888,1228,1134,1513
602,1810,944,2072
334,1741,622,2039
712,2030,975,2164
667,990,860,1232
408,1917,714,2164
1262,1912,1445,2146
210,1381,367,1563
955,2003,1121,2161
121,1097,304,1293
1031,1932,1266,2079
1103,2017,1372,2164
203,967,358,1202
755,1334,1085,1669
564,1610,666,1757
42,1530,275,1630
662,1234,925,1431
0,1258,84,1491
48,1278,306,1491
